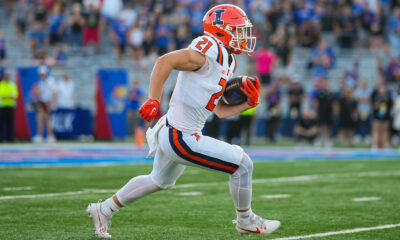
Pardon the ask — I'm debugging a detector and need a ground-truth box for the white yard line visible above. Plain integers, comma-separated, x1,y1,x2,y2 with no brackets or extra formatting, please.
352,197,381,202
3,186,33,191
176,192,203,196
271,223,400,240
175,170,400,189
261,194,291,199
0,189,116,200
1,170,400,200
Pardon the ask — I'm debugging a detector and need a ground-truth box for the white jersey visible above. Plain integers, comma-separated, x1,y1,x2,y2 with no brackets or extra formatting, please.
167,35,238,133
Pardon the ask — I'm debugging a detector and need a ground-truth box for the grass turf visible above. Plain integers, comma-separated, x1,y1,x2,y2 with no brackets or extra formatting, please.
0,159,399,240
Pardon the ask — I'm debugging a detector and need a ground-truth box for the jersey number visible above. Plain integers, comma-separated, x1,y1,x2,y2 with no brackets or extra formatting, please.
195,37,213,54
206,78,226,111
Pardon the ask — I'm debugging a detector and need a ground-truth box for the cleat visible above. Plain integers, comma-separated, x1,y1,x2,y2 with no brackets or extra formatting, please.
87,203,112,238
232,213,280,235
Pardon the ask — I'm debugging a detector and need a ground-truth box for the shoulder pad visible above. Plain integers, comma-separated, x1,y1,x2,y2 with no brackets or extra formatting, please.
189,35,225,66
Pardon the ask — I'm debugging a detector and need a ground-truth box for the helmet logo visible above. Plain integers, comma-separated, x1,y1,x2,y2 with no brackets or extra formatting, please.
212,9,226,25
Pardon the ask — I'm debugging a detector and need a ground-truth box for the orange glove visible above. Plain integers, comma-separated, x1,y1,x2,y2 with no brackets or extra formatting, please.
240,76,260,108
139,98,159,122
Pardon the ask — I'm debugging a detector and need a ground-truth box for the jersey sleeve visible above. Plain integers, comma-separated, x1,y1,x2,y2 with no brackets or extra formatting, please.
188,35,224,66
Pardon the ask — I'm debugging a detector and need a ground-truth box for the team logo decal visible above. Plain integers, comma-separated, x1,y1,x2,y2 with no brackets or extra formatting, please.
212,9,226,25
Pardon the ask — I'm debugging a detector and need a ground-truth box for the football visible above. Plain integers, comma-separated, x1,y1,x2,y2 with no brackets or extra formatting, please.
222,76,256,105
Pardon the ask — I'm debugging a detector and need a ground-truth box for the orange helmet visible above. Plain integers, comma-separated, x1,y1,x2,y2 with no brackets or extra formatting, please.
203,4,256,55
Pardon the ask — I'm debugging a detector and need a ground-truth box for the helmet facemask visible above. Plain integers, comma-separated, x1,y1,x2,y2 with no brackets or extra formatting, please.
226,21,256,56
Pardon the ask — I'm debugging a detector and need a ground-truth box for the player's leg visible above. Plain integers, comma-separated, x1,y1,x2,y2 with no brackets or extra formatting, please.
230,152,280,235
166,126,280,235
112,149,186,208
87,126,186,238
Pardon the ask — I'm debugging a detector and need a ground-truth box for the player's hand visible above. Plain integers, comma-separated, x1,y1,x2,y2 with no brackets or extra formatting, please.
139,98,159,122
240,76,260,108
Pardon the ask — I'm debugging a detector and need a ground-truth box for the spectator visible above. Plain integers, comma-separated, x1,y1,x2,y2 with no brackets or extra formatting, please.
313,79,335,148
57,73,74,109
128,20,144,63
254,44,278,86
32,66,57,143
334,5,358,49
270,24,296,68
83,3,101,54
379,57,399,83
68,3,85,52
48,4,64,47
393,89,400,148
0,67,4,81
354,80,372,143
30,22,47,58
321,4,336,32
142,28,156,57
265,82,281,142
101,0,123,25
127,79,143,136
12,0,30,43
0,73,18,142
226,115,241,144
0,31,5,66
309,39,335,77
338,87,358,146
238,107,256,146
154,16,172,56
170,2,190,28
111,17,129,63
294,108,319,147
119,3,137,28
344,61,360,89
388,8,400,58
173,25,190,50
204,113,221,139
189,2,206,38
298,20,320,48
369,8,385,50
33,0,47,25
287,76,305,137
84,0,100,11
371,80,393,150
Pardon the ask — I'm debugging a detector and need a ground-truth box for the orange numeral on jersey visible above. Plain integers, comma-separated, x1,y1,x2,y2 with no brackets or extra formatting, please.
195,37,213,54
206,78,226,111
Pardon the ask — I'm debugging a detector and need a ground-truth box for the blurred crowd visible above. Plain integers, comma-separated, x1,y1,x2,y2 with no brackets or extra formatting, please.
1,0,400,149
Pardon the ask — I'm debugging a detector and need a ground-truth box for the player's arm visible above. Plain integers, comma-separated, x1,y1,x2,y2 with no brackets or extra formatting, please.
148,48,205,101
214,101,250,119
140,48,206,122
214,77,260,119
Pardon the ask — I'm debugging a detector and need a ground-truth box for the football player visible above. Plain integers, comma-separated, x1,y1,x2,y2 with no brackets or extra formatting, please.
87,4,280,238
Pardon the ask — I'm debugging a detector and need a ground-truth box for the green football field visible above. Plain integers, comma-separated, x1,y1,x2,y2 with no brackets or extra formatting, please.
1,159,400,240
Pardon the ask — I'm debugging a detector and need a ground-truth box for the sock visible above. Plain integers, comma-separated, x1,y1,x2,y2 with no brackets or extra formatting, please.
229,182,252,210
236,208,253,225
101,197,121,217
230,153,253,210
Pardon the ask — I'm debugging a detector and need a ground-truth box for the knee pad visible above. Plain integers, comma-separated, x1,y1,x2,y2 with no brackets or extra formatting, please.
149,172,176,190
231,152,253,186
234,152,253,176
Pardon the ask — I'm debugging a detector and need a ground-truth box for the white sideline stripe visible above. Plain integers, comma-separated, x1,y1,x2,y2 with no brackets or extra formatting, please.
262,194,291,199
352,197,381,202
1,170,400,200
271,223,400,240
3,186,33,191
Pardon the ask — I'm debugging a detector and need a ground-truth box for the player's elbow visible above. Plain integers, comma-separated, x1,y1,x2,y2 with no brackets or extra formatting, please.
155,55,168,67
213,105,225,118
